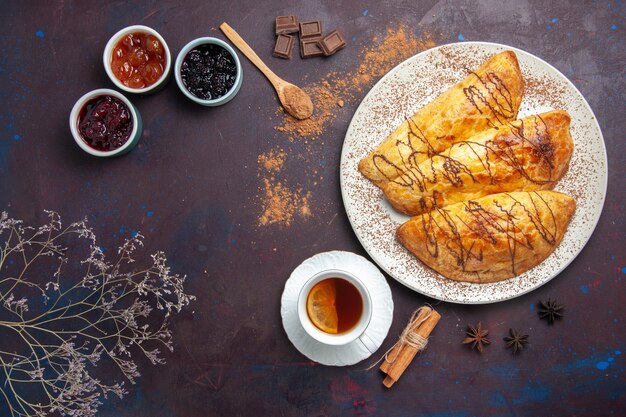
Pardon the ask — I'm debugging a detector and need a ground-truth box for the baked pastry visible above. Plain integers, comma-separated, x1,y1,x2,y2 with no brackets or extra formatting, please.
358,50,524,187
382,110,574,215
397,191,576,283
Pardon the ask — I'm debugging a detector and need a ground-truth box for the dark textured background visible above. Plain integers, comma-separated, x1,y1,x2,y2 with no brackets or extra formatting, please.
1,1,624,416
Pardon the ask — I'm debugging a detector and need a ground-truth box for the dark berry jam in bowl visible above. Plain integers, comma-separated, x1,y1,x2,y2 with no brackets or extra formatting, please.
103,25,172,95
69,89,142,157
174,37,242,106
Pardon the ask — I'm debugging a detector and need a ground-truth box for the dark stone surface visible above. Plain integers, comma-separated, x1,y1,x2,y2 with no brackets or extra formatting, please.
0,1,624,416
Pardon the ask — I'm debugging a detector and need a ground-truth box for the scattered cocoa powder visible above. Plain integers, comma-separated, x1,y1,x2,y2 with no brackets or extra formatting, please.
257,149,286,172
257,26,440,227
257,150,312,227
274,26,439,139
275,80,337,138
351,27,436,89
258,179,312,226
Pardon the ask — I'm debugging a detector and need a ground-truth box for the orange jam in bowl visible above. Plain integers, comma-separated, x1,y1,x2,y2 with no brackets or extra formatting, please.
104,25,171,94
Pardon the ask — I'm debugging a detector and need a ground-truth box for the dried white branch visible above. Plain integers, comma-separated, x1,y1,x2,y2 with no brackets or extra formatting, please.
0,211,195,417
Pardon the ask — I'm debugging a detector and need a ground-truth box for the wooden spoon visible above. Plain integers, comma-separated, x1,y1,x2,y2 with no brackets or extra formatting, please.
220,22,313,120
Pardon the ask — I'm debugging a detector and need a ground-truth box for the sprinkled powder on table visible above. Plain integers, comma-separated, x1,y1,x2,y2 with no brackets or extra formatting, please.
258,26,440,227
258,149,286,172
274,26,439,139
257,150,312,227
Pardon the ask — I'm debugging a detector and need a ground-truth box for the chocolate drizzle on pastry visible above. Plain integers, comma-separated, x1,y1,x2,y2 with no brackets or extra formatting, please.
382,111,573,216
423,192,557,276
463,71,515,129
406,115,553,187
372,68,520,182
358,51,525,187
397,191,576,283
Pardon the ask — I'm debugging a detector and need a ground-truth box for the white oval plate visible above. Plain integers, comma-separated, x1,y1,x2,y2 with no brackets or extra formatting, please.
340,42,607,304
281,251,393,366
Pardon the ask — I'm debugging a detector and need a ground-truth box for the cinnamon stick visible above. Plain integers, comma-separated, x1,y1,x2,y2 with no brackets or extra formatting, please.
379,307,431,374
381,306,441,388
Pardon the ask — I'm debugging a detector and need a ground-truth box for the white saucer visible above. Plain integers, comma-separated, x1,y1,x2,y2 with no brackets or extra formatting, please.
281,251,394,366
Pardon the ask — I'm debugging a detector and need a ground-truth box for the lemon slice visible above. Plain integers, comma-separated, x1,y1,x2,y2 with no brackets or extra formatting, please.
306,280,338,334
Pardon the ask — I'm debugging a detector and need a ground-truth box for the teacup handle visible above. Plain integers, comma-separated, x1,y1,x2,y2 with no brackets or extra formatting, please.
357,332,378,354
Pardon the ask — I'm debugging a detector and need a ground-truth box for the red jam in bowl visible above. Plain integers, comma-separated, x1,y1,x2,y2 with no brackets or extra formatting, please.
77,95,133,151
111,32,166,89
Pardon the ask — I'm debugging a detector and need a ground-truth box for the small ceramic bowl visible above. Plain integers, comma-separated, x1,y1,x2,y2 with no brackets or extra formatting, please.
174,37,243,106
69,88,142,157
103,25,171,94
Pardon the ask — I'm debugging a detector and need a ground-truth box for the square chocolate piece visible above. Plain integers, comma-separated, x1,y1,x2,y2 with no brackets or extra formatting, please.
273,34,295,59
300,37,325,58
275,15,299,35
299,20,323,39
318,30,346,56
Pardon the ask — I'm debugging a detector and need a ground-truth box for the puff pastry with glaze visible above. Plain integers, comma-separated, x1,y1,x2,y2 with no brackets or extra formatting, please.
396,191,576,283
382,110,574,216
358,50,524,187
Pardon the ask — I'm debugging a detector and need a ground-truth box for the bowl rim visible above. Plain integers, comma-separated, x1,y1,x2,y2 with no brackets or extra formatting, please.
103,24,172,94
69,88,140,157
174,37,242,105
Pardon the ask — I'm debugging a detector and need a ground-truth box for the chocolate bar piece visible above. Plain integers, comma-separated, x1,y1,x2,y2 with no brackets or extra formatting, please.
275,15,299,35
300,37,324,58
299,20,323,39
273,34,295,59
319,30,346,56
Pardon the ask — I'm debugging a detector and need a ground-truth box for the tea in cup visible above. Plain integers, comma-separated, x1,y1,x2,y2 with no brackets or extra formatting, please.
297,269,377,352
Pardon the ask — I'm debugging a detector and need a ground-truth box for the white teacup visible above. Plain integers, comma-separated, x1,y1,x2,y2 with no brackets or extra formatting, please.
297,269,377,353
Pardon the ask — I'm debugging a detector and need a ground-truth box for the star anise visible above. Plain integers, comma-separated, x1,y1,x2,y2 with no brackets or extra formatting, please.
503,328,529,354
538,298,564,324
463,322,490,353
